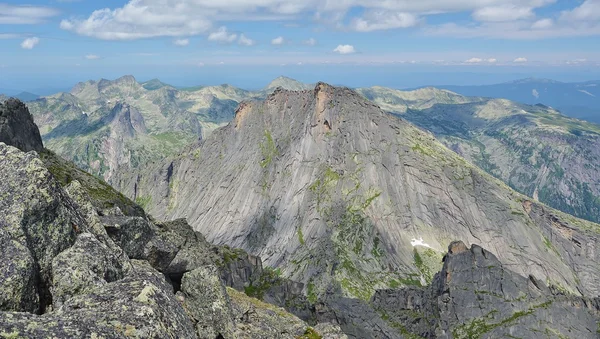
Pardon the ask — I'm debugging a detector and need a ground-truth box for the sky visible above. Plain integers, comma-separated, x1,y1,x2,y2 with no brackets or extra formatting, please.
1,0,600,93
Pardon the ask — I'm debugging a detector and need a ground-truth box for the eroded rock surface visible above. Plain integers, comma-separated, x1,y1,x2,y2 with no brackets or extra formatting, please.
0,101,327,339
0,98,43,153
372,241,600,338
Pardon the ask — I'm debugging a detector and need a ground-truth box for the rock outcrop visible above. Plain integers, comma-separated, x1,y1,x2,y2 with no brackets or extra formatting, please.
0,99,340,338
0,98,43,152
371,241,600,338
115,83,600,304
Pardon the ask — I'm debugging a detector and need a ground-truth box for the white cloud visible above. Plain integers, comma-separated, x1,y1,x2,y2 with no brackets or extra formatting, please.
173,38,189,46
560,0,600,22
238,34,255,46
271,36,285,45
303,38,316,46
513,57,528,63
333,45,356,54
197,62,205,67
465,57,483,63
351,11,419,32
59,0,567,40
85,54,100,60
532,18,553,30
20,37,39,49
0,4,59,24
472,5,534,22
487,58,497,63
208,27,237,43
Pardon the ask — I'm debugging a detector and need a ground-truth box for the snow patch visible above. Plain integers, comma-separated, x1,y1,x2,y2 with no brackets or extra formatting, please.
578,89,596,97
411,237,433,249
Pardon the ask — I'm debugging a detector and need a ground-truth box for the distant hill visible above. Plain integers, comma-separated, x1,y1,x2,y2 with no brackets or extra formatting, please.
14,91,40,102
435,78,600,123
359,85,600,223
264,76,313,91
141,78,174,90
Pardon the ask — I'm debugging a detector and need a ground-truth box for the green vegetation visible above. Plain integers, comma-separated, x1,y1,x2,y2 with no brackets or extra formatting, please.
40,149,144,216
244,266,282,300
296,327,322,339
451,301,552,339
298,228,305,245
259,130,278,168
135,195,152,210
307,281,317,304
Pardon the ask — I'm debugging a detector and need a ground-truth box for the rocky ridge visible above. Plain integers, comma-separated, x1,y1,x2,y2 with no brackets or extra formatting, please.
0,100,345,338
114,83,600,306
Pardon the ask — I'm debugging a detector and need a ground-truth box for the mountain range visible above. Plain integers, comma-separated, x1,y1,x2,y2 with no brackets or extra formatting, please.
435,78,600,124
1,93,599,338
114,83,600,302
11,75,600,227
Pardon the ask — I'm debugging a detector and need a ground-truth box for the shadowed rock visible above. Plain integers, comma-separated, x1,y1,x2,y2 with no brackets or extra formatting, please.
0,98,43,152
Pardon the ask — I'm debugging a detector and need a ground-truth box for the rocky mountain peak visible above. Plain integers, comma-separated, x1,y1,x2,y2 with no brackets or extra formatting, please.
107,102,147,138
0,98,44,152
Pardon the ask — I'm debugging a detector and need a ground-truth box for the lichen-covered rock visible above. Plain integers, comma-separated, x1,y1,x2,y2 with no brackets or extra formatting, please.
156,219,218,275
227,287,309,338
51,232,131,308
313,323,348,339
178,266,236,338
0,260,197,338
372,241,600,339
40,148,146,217
102,215,178,271
0,98,43,153
0,143,81,313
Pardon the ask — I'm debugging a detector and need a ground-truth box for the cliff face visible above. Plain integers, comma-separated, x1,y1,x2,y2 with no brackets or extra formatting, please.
371,241,600,338
0,99,345,339
0,98,43,153
397,98,600,224
115,83,600,302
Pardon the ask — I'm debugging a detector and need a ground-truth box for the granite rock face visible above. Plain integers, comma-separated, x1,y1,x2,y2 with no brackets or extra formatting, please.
0,101,329,338
115,83,600,303
0,98,43,153
372,241,600,338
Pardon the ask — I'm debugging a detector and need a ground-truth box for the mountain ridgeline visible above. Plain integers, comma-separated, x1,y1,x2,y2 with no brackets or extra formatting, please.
1,91,599,337
358,86,600,224
115,83,600,303
16,75,600,226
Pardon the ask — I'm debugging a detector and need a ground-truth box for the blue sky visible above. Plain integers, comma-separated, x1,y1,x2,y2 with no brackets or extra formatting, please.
1,0,600,92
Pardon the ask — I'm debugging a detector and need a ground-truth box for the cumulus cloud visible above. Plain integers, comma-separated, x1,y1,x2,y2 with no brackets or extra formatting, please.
303,38,316,46
85,54,100,59
560,0,600,21
0,4,58,24
487,58,497,63
465,57,483,63
59,0,570,40
208,27,237,43
173,38,189,46
532,18,553,30
238,34,255,46
426,0,600,39
472,5,534,22
20,37,39,49
351,11,419,32
333,45,356,54
513,57,528,63
271,36,285,45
